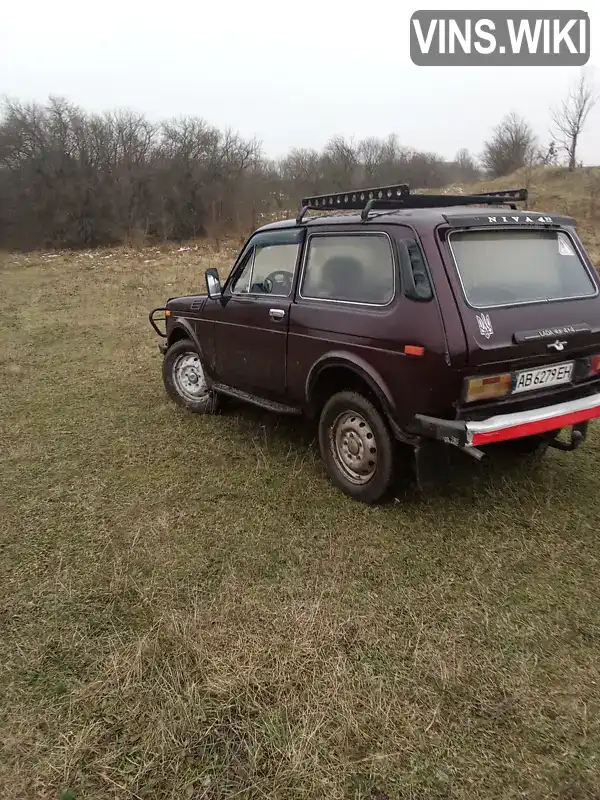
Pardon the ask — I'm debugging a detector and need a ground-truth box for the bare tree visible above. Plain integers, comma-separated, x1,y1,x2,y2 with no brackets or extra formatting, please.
0,94,498,251
538,139,559,166
481,112,537,177
453,148,480,181
279,147,324,200
455,148,475,170
550,70,597,170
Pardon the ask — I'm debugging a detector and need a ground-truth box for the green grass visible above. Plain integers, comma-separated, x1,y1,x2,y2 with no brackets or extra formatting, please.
1,242,600,800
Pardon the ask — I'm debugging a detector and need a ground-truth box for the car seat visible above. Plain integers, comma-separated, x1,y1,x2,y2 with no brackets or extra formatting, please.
320,255,365,302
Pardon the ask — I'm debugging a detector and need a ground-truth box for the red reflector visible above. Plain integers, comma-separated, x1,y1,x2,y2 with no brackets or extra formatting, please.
591,355,600,374
404,345,425,357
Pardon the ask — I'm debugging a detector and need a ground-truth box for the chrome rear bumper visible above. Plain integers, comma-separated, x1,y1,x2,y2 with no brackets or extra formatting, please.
415,391,600,447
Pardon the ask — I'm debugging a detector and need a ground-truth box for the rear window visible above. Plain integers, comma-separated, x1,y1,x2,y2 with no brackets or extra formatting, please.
448,229,597,308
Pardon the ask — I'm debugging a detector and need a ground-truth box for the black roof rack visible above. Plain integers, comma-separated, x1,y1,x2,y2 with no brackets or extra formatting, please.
296,184,528,223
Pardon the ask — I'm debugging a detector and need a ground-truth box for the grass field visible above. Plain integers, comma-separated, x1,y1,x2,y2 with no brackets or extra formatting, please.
2,214,600,798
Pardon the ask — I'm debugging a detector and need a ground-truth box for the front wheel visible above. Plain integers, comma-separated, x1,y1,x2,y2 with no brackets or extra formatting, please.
318,391,396,504
162,339,219,414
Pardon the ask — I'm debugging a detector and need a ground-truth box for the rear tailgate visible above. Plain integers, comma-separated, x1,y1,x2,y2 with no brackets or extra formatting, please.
436,213,600,377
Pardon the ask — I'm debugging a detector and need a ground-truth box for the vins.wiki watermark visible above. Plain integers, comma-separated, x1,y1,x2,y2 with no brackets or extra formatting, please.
410,10,590,66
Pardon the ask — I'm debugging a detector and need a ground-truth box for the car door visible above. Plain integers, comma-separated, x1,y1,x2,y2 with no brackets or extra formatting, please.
208,227,305,397
286,225,449,427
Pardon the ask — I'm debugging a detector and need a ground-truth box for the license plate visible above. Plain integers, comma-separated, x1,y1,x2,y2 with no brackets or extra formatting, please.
513,361,574,394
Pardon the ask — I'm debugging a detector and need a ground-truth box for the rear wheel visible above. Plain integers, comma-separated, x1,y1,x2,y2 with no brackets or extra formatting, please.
162,339,219,414
318,391,395,504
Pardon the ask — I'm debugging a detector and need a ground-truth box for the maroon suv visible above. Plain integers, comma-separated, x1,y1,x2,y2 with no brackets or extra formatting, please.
149,184,600,503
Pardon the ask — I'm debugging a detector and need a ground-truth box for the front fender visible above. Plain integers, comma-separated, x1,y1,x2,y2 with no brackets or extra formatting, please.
168,317,204,359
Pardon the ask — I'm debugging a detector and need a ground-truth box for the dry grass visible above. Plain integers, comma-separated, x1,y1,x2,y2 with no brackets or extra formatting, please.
2,170,600,799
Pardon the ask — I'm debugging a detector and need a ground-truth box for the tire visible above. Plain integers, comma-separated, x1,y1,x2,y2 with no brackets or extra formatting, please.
162,339,219,414
318,391,395,504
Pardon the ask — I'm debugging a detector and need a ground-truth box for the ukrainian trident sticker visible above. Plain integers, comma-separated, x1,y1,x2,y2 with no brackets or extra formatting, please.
476,312,494,339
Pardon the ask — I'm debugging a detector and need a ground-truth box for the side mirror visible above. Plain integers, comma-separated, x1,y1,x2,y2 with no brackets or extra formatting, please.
205,268,222,299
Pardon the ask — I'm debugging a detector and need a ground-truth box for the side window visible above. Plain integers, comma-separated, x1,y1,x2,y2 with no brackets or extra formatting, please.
249,243,300,296
230,250,254,294
301,234,395,305
229,238,301,297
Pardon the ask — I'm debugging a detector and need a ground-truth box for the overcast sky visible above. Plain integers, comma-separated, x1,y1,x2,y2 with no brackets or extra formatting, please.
2,0,599,164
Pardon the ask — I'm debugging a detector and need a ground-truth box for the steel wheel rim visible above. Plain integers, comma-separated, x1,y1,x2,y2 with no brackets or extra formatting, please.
329,410,378,485
172,352,208,400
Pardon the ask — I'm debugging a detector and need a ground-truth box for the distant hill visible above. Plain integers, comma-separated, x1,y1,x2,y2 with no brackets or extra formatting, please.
440,166,600,267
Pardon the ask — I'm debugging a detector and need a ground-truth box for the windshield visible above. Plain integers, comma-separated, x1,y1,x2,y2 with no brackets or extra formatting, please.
448,229,597,308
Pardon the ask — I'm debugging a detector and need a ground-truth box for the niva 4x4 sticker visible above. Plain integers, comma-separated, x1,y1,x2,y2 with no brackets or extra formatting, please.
486,215,554,224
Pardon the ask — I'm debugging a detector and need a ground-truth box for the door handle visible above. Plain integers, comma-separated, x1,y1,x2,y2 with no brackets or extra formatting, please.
269,308,285,321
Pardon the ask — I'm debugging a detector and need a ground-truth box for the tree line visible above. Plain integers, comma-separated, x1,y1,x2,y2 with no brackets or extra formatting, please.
0,71,596,250
0,99,481,250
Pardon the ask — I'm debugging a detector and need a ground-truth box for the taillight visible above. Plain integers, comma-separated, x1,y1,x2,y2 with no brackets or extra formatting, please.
464,372,512,403
590,355,600,376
